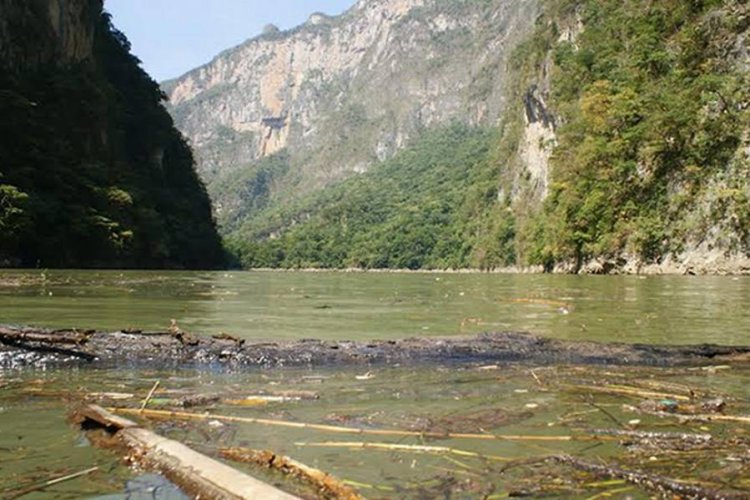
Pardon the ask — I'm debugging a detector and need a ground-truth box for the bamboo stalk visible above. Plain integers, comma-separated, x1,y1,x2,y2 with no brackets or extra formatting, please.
294,441,511,462
568,384,691,401
5,466,99,499
585,485,635,500
219,447,362,500
139,380,160,413
110,407,579,442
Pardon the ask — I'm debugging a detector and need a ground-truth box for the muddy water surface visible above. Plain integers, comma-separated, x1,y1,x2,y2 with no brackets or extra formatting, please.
1,270,749,343
1,270,750,498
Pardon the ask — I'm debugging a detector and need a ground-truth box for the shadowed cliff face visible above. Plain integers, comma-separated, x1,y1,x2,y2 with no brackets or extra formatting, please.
0,0,225,269
164,0,539,216
0,0,100,67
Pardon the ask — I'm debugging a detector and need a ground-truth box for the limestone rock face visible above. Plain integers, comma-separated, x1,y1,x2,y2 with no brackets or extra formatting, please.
164,0,539,196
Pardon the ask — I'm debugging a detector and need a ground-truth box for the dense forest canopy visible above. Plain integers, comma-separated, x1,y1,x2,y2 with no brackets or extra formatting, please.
225,125,516,270
526,0,750,271
0,4,224,269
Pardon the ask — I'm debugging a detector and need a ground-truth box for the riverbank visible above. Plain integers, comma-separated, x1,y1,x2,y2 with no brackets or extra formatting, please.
236,249,750,275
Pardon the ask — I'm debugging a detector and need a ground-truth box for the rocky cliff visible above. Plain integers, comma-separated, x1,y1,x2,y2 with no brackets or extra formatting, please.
0,0,225,268
166,0,750,274
164,0,539,228
0,0,99,68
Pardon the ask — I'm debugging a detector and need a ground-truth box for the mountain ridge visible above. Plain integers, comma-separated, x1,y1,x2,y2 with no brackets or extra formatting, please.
163,0,539,216
165,0,750,274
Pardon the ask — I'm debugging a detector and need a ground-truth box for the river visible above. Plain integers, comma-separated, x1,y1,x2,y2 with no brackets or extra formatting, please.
1,270,749,498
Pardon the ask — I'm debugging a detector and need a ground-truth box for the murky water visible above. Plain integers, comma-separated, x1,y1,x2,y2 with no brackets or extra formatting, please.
1,270,750,498
1,270,749,344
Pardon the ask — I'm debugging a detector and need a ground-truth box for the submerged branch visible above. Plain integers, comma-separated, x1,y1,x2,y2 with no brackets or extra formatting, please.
549,455,745,500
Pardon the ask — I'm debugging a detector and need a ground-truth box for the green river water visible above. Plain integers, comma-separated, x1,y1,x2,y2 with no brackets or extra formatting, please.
1,270,750,498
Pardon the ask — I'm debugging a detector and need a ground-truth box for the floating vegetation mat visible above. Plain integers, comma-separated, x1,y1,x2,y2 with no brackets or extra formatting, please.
1,362,750,498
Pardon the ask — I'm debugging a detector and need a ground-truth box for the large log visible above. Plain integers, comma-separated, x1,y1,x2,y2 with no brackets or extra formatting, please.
5,324,750,369
73,405,298,500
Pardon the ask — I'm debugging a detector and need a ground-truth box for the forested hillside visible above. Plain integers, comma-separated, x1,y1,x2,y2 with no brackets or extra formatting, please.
0,0,225,268
219,0,750,273
226,125,517,269
524,0,750,272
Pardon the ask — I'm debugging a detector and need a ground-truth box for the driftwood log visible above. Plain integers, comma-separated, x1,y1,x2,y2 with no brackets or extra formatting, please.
72,405,297,500
219,447,362,500
4,325,750,369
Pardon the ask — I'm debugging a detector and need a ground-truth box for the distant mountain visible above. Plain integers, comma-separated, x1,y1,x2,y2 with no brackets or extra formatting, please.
163,0,539,231
0,0,225,268
167,0,750,274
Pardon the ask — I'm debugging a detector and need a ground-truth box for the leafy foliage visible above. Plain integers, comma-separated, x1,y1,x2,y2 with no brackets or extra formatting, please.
0,11,225,268
527,0,750,268
227,125,516,269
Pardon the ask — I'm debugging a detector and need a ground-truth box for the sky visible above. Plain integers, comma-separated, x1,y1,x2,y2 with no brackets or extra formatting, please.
104,0,356,82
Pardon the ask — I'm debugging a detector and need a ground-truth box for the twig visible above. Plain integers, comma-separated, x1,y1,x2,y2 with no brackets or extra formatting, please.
111,407,584,442
139,380,160,413
220,447,362,500
585,485,635,500
624,405,750,424
5,466,99,499
590,429,712,443
587,399,623,428
294,441,511,462
568,384,691,401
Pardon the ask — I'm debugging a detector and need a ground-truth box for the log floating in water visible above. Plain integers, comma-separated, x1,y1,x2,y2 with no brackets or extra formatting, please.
73,405,298,500
220,447,362,500
5,324,750,369
0,326,96,361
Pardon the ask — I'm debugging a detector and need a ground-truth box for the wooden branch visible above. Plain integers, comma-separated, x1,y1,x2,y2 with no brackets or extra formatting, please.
110,407,580,442
590,429,712,443
550,455,744,500
624,405,750,424
220,447,362,500
73,405,298,500
0,327,90,345
0,327,95,361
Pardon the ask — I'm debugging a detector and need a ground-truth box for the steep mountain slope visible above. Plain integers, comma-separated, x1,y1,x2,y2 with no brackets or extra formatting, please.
170,0,750,273
0,0,225,268
226,125,515,269
520,0,750,274
164,0,539,231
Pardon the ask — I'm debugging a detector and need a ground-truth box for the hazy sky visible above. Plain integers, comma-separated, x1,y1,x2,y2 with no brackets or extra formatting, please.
104,0,356,82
